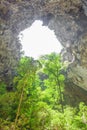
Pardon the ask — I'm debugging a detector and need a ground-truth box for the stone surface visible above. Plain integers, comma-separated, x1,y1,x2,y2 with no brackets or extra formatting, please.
67,65,87,91
0,0,87,101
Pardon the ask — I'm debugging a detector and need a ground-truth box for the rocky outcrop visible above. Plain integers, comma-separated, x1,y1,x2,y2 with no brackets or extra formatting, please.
0,0,87,100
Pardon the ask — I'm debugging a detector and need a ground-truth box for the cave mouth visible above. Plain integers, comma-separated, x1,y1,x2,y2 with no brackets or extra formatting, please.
19,20,63,59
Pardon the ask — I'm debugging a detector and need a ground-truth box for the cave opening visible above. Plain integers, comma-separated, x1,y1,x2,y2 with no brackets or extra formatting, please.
19,20,63,59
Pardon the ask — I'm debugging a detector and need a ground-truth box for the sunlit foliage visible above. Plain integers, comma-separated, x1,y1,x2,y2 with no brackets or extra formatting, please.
0,54,87,130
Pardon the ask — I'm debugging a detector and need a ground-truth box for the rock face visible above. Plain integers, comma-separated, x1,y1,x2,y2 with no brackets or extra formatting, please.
0,0,87,102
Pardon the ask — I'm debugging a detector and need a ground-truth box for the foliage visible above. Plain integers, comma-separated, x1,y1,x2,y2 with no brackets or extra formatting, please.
39,52,65,112
0,82,6,95
0,54,87,130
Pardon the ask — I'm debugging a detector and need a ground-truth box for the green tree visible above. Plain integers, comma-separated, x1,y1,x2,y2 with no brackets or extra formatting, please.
39,53,65,112
13,56,41,129
1,54,87,130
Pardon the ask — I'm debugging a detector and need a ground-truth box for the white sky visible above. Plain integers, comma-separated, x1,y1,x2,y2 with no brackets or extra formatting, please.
19,20,63,59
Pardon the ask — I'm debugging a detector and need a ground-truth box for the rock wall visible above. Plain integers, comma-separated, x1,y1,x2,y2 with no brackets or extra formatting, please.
0,0,87,102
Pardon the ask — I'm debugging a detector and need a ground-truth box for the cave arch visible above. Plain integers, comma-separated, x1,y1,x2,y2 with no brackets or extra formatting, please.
1,0,87,94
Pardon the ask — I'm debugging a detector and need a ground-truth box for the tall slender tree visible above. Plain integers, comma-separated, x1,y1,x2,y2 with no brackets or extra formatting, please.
39,53,65,112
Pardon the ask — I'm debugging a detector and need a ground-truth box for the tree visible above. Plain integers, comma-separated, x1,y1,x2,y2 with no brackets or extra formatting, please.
13,56,41,129
39,52,65,112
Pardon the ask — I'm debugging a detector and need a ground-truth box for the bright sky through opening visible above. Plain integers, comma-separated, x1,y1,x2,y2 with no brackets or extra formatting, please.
19,20,63,59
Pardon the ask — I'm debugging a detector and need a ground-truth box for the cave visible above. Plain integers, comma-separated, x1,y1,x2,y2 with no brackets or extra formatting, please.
0,0,87,105
19,20,63,59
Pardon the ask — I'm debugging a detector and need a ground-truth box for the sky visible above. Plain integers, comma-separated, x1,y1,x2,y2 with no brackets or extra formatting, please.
19,20,63,59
